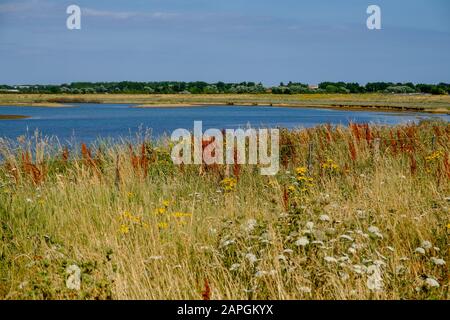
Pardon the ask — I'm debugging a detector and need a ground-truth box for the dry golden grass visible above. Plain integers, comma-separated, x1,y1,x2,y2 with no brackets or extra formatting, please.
0,121,449,300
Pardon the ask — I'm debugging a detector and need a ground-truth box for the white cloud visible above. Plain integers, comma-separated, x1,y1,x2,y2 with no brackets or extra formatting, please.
83,8,180,21
0,0,46,13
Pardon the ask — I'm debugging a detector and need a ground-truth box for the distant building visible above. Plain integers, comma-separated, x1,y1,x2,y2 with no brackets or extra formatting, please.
308,84,319,90
0,89,20,93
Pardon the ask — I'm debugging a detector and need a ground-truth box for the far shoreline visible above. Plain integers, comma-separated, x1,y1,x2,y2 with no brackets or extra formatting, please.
0,114,30,120
0,93,449,114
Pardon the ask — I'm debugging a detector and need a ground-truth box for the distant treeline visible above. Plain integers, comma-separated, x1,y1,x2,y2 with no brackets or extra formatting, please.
0,81,449,95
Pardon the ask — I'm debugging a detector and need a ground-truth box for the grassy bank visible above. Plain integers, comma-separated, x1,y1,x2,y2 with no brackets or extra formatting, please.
0,93,449,113
0,121,449,300
0,115,30,120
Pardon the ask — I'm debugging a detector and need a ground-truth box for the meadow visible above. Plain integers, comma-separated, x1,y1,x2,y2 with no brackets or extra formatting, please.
0,120,448,300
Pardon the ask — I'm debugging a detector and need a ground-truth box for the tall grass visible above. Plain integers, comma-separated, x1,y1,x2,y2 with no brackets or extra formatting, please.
0,121,448,300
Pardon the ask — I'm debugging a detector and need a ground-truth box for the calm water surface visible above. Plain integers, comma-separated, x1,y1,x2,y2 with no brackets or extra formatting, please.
0,104,448,144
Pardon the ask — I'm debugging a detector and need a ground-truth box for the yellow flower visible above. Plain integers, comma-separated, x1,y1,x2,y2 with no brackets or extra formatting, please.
158,222,169,229
162,200,170,208
295,167,307,175
156,207,167,215
119,224,129,234
287,185,296,192
131,215,141,223
121,210,133,220
322,159,339,171
426,150,444,162
127,192,134,199
172,212,192,218
447,223,450,230
220,177,237,192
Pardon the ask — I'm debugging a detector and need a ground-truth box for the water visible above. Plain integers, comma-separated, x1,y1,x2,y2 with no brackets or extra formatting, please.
0,104,448,144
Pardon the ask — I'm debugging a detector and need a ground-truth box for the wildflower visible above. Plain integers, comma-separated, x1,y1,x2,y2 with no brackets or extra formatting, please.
430,257,446,266
295,237,310,247
26,198,32,203
356,210,366,218
298,286,312,294
119,224,129,234
242,219,257,233
324,256,338,263
127,192,134,199
147,256,164,261
172,212,192,218
414,247,426,255
230,263,240,271
287,185,296,193
305,222,314,230
421,241,432,250
321,159,340,172
367,265,383,292
120,211,133,220
425,277,440,288
295,167,307,175
245,253,258,264
156,207,167,215
368,226,383,238
255,271,267,278
425,150,444,163
66,265,81,291
395,265,405,275
373,260,386,267
339,272,350,281
339,235,354,242
158,222,169,229
319,214,330,222
220,239,235,247
220,177,237,193
162,200,170,208
400,257,409,262
353,265,367,274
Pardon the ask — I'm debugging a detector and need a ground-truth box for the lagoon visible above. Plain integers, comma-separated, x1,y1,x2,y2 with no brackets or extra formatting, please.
0,104,448,143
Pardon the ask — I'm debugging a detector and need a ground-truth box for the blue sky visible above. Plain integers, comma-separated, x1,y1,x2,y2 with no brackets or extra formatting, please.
0,0,449,85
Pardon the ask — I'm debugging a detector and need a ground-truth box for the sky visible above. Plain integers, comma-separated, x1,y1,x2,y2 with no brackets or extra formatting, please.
0,0,449,85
